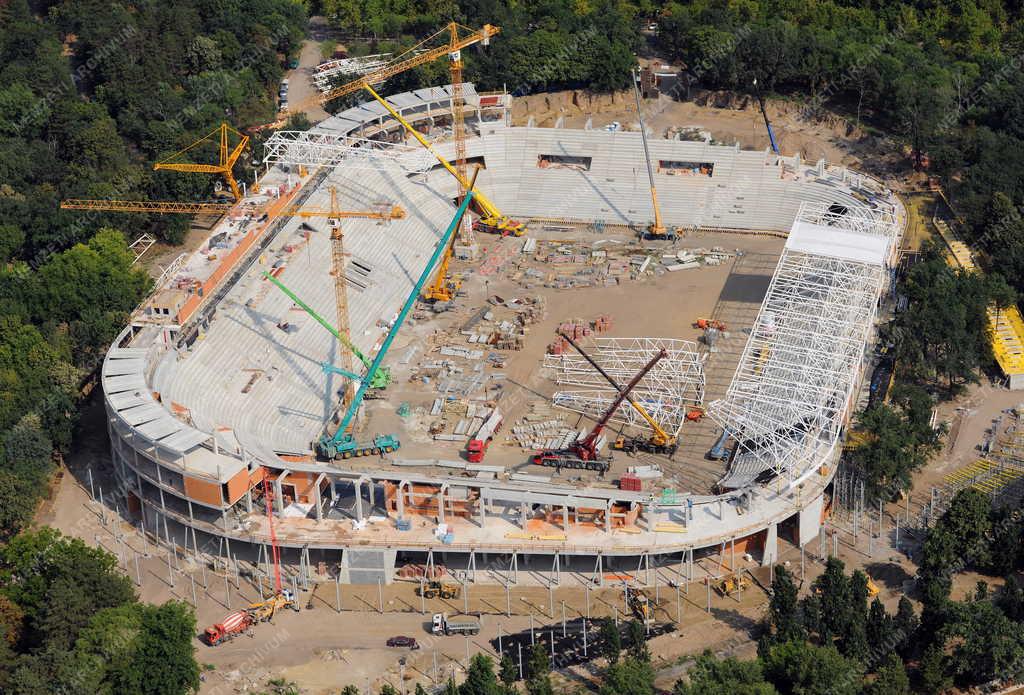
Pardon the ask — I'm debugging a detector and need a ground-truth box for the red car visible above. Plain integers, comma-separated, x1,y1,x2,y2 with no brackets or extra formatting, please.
386,636,419,649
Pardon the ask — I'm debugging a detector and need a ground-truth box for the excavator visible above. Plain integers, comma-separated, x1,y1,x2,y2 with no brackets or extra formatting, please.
532,338,667,473
624,584,653,624
556,332,678,456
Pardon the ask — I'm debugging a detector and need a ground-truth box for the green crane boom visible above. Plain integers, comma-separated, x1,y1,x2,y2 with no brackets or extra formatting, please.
318,190,476,459
262,272,390,388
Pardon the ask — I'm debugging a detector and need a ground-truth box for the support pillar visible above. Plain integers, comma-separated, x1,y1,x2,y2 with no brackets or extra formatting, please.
762,523,779,566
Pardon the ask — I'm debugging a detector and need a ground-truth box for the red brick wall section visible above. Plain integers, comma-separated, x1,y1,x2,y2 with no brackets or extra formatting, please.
176,185,302,325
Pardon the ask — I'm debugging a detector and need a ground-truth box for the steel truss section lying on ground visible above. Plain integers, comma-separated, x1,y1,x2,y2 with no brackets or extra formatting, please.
545,337,705,435
709,203,898,487
312,54,394,92
261,131,435,173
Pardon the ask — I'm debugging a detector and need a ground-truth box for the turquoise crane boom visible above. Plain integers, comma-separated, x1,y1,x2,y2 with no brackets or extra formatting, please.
262,271,390,388
317,190,477,460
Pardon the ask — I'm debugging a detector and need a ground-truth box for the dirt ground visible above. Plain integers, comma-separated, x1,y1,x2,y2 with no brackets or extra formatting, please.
38,54,1012,692
41,424,928,695
361,229,785,489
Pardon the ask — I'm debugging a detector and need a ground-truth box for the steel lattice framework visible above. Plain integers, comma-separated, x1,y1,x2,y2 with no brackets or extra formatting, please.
709,203,898,487
312,54,395,92
262,131,435,173
545,338,705,435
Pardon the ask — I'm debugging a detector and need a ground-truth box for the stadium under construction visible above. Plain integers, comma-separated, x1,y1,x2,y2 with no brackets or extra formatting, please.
99,82,904,587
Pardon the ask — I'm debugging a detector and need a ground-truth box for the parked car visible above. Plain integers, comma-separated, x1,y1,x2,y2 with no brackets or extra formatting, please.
386,636,420,649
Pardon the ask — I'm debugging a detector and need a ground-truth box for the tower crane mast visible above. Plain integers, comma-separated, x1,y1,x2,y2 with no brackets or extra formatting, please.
631,69,672,240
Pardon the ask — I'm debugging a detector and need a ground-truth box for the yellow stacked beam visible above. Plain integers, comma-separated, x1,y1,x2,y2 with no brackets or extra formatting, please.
934,217,1024,383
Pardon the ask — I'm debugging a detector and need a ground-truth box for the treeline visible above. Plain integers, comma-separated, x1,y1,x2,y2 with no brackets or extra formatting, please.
845,242,1014,499
0,528,199,693
0,0,306,540
314,0,640,94
655,0,1024,296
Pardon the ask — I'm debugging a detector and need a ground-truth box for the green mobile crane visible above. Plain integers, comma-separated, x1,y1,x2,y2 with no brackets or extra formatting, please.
263,272,391,389
316,190,477,460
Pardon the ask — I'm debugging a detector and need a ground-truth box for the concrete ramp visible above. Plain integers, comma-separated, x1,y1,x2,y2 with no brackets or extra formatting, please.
340,548,397,585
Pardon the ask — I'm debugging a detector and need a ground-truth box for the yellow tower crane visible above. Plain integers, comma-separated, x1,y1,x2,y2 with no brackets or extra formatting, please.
423,166,481,303
277,188,405,403
289,23,523,237
154,123,249,201
60,123,249,214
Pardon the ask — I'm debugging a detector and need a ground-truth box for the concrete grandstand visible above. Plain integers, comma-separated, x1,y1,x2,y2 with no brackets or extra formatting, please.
102,84,902,586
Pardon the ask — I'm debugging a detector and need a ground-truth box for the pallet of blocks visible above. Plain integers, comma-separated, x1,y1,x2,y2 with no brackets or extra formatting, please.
511,403,578,450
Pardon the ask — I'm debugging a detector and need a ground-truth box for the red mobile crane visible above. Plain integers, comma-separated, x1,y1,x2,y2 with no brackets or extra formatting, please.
532,340,667,473
203,474,297,646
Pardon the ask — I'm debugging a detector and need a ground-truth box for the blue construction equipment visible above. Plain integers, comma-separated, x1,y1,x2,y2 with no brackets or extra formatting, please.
708,428,733,461
753,79,780,155
317,190,477,460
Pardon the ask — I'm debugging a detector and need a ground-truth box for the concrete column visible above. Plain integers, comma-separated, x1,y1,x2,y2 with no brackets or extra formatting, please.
762,523,779,566
799,494,824,547
274,470,290,514
562,505,569,530
437,484,447,524
354,480,364,522
313,474,324,522
397,480,408,518
477,489,486,525
604,501,612,533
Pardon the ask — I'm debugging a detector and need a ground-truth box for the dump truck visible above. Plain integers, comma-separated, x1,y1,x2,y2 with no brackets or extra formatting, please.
466,409,502,462
416,581,461,600
432,613,480,636
203,610,253,646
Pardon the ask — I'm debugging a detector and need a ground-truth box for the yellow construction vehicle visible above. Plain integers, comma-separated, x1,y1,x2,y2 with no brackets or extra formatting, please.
247,588,298,623
416,581,462,600
630,70,673,240
713,573,752,597
362,84,523,237
557,332,678,455
424,166,482,303
624,585,652,623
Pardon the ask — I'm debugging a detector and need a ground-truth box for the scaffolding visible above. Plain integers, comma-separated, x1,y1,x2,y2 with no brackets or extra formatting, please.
710,203,897,486
262,131,435,174
544,337,705,435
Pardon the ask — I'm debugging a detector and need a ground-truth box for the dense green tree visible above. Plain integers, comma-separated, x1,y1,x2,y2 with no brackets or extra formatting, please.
945,598,1024,686
673,650,778,695
524,644,552,695
625,619,649,662
892,597,917,658
0,527,135,651
848,383,943,500
866,598,893,654
864,654,910,695
599,656,655,695
499,653,518,687
598,618,621,663
765,566,804,645
918,643,951,695
761,640,862,695
460,654,504,695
